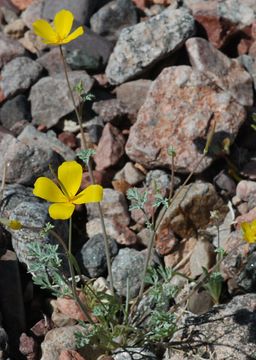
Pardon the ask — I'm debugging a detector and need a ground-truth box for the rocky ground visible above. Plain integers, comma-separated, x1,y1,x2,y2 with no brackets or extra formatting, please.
0,0,256,359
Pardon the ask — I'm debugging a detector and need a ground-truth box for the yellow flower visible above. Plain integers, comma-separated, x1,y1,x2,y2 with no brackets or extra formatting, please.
32,9,84,45
0,218,23,230
241,219,256,243
33,161,103,220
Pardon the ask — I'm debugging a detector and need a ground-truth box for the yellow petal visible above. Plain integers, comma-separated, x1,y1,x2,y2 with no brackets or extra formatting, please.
73,185,103,204
241,222,256,243
49,203,75,220
61,26,84,44
54,9,74,40
33,19,58,43
33,177,67,203
58,161,82,199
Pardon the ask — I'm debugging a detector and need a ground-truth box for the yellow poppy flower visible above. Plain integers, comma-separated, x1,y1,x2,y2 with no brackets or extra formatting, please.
32,9,84,45
33,161,103,220
241,219,256,243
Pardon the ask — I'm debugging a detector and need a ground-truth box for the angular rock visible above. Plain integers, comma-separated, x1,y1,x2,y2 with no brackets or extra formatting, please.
126,66,246,173
239,54,256,91
94,123,126,171
90,0,138,42
19,333,38,359
92,99,129,125
3,18,26,39
189,236,215,277
113,348,157,360
37,47,70,76
168,293,256,359
186,37,253,106
79,233,118,278
86,188,130,225
0,94,31,129
0,56,43,99
0,32,25,69
10,0,33,10
29,71,94,128
111,248,145,297
114,162,145,186
21,0,44,29
106,7,195,84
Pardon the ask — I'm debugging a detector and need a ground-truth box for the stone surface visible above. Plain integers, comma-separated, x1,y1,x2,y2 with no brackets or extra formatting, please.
236,179,256,202
113,348,157,360
21,0,43,29
37,47,70,76
186,37,253,107
0,32,25,69
94,123,126,171
168,293,256,360
3,18,26,39
59,350,86,360
29,71,94,128
90,0,138,42
10,0,33,10
105,7,195,84
114,162,145,186
115,79,152,123
189,236,215,277
0,56,43,99
0,94,31,129
80,233,118,278
111,248,145,297
19,333,38,358
125,66,246,173
92,99,129,126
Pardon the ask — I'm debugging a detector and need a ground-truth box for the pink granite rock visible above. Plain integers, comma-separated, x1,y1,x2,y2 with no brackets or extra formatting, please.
186,37,253,106
126,66,246,173
10,0,33,10
94,123,125,171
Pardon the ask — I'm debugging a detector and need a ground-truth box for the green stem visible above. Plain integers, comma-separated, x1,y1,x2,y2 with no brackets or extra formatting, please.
59,45,115,296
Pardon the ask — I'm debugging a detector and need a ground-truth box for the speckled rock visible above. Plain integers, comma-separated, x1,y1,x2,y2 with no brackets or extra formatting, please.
0,33,25,69
0,94,31,129
167,293,256,360
80,233,118,277
94,123,126,171
92,99,129,125
29,71,94,128
125,66,246,173
186,37,253,106
90,0,138,42
105,7,195,84
37,48,70,76
3,18,26,39
113,347,157,360
114,162,145,186
111,248,145,297
21,0,43,29
0,56,43,99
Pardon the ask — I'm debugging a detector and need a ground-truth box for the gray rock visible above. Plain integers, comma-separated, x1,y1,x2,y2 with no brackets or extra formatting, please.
80,233,118,277
86,188,130,225
0,94,31,129
186,37,253,106
237,252,256,292
111,248,145,297
21,0,44,29
90,0,138,42
114,162,146,186
167,293,256,359
125,66,246,173
0,33,25,69
238,55,256,92
29,71,94,128
0,57,43,99
65,50,102,72
113,347,157,360
92,98,129,125
42,0,111,25
0,128,60,185
37,48,70,76
105,7,195,84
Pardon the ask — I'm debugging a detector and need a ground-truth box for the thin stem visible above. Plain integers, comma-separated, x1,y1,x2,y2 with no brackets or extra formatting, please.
59,45,115,296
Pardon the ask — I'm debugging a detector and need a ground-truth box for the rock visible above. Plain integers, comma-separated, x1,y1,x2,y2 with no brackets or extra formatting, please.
92,99,129,126
64,27,113,70
0,127,60,185
157,182,227,241
50,300,76,328
0,250,26,359
111,248,145,297
115,79,152,123
187,289,213,315
86,218,138,246
0,56,43,99
86,188,130,225
79,233,118,277
237,252,256,292
42,0,111,26
40,325,89,360
29,71,94,128
19,333,38,359
189,236,215,278
59,350,86,360
0,32,25,69
241,159,256,181
37,48,70,76
54,292,93,322
3,18,26,39
125,66,246,173
114,162,145,186
186,37,253,106
19,28,46,54
213,170,236,197
10,0,33,10
0,327,8,354
113,347,157,360
105,7,195,84
90,0,138,42
168,293,256,359
0,94,31,129
21,0,44,29
236,179,256,202
58,132,77,150
94,123,126,171
206,209,234,248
